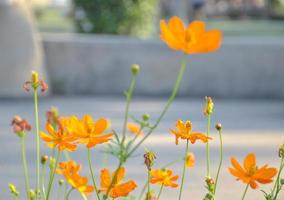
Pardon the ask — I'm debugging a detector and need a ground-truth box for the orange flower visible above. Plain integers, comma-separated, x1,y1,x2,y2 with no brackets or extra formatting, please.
229,153,277,189
57,161,94,195
185,152,195,168
170,120,211,145
99,167,137,198
127,122,143,136
150,168,179,188
160,16,222,54
66,115,113,148
40,121,77,152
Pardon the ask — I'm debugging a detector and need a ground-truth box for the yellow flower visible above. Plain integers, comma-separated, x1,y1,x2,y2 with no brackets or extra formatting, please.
150,168,179,188
57,161,94,195
127,122,143,136
160,16,222,54
170,120,211,145
203,96,214,116
99,167,137,198
185,152,195,168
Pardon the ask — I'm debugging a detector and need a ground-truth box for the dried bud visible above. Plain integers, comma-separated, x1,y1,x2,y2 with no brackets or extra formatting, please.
59,179,65,186
203,96,214,116
23,71,48,93
41,155,48,165
40,80,48,92
205,177,215,193
215,123,222,131
9,183,19,196
131,64,140,75
279,144,284,158
11,116,31,136
144,150,156,171
46,107,59,125
29,189,35,200
142,114,150,121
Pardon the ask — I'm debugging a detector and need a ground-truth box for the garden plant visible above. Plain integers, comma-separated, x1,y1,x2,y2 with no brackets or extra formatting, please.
8,16,284,200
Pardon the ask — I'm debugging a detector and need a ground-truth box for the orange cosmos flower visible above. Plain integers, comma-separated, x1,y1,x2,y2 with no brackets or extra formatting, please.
57,161,94,195
185,152,195,168
229,153,277,189
64,115,113,148
170,120,211,145
127,122,143,136
99,167,137,198
40,121,77,152
160,16,222,54
150,168,179,188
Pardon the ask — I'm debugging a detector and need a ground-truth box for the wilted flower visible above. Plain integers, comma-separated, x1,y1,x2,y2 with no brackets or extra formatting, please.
23,70,48,92
11,116,31,136
46,107,59,126
144,150,156,171
41,155,48,165
160,16,222,54
150,168,179,188
229,153,277,189
170,120,211,145
99,167,137,198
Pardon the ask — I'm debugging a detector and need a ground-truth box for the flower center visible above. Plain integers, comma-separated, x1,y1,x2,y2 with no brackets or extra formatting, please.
248,165,258,176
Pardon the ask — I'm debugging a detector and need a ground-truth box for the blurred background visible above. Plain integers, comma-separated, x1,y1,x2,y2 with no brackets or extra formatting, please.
0,0,284,199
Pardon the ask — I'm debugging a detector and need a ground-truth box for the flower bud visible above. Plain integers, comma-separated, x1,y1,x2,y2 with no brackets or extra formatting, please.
280,179,284,185
41,155,48,165
49,157,56,169
29,189,35,200
144,150,156,171
9,183,19,196
205,177,215,193
131,64,140,75
203,96,214,116
215,123,222,131
31,71,39,85
142,114,150,121
59,179,65,186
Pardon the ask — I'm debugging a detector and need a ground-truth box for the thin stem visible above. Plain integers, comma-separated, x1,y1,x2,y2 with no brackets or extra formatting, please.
147,170,151,200
163,158,183,169
87,149,101,200
12,195,18,200
206,114,211,177
81,193,88,200
33,89,41,200
213,128,223,195
128,54,187,157
46,150,61,200
64,151,71,161
65,188,73,200
272,157,284,199
241,184,249,200
121,75,137,145
156,184,164,200
138,181,148,200
178,139,189,200
64,182,68,200
56,184,62,200
21,135,30,199
41,164,46,199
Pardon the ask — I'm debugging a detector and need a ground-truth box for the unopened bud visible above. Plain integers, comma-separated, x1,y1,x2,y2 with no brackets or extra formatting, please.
142,114,150,121
59,179,64,186
41,155,48,165
204,96,214,116
31,71,39,85
29,189,35,200
9,184,19,196
280,179,284,185
49,157,56,169
131,64,140,75
144,150,156,171
205,177,215,193
215,123,222,131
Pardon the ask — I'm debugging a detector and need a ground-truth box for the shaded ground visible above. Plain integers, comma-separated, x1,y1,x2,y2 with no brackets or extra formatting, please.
0,97,284,199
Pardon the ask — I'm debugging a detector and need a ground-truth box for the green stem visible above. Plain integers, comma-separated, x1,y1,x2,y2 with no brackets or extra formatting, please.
21,135,30,199
128,54,187,157
46,150,60,200
87,149,101,200
64,182,68,200
81,193,88,200
64,151,71,161
163,158,183,169
121,75,137,145
206,114,211,177
41,164,46,199
178,139,189,200
213,128,223,195
138,180,148,200
272,157,284,199
33,89,40,200
65,188,73,200
147,170,151,200
56,184,62,200
241,184,249,200
12,195,18,200
156,184,164,200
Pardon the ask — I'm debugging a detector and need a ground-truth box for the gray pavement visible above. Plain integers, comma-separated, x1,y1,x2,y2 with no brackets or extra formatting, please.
0,97,284,199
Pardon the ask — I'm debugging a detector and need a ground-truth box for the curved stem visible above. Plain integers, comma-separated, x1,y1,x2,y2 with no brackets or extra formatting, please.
33,89,40,200
46,150,60,200
56,183,62,200
81,193,88,200
241,184,249,200
178,139,189,200
41,163,46,199
21,135,30,199
156,184,164,200
128,54,187,157
206,114,211,177
213,128,223,195
272,157,284,199
121,76,137,145
65,188,73,200
87,149,101,200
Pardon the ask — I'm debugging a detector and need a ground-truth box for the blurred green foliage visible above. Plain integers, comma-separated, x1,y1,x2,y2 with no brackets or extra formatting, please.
72,0,159,37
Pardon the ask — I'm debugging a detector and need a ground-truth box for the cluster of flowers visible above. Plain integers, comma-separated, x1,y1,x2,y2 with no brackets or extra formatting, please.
8,16,284,200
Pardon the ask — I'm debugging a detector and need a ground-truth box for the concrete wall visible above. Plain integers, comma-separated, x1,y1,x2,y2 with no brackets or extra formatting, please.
42,34,284,98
